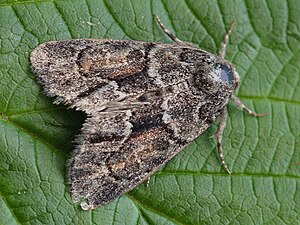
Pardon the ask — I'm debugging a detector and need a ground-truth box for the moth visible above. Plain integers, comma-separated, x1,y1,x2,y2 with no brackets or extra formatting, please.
30,16,264,210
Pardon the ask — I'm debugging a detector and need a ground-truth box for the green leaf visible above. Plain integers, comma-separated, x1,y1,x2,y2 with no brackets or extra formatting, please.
1,0,300,224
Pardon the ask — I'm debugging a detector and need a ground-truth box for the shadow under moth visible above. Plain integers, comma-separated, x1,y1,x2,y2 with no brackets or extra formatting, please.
30,17,264,210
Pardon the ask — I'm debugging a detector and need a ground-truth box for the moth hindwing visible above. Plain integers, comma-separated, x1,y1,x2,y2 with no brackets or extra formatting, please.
30,19,263,210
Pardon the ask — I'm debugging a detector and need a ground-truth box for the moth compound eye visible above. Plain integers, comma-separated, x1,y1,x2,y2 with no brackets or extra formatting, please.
220,64,234,85
214,63,234,85
221,65,234,84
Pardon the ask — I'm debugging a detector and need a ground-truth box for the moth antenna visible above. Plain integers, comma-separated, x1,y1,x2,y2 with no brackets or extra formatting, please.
219,20,236,58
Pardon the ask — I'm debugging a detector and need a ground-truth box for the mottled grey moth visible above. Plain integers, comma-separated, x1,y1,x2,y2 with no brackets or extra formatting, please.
30,16,264,210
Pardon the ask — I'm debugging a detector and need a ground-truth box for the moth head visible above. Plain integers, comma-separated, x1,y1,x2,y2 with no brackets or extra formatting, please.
213,60,240,90
192,57,239,96
215,62,240,89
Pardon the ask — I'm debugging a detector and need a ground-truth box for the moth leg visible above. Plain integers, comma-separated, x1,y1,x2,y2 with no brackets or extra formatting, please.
231,95,266,117
155,16,194,47
218,21,236,58
216,108,232,174
144,177,151,187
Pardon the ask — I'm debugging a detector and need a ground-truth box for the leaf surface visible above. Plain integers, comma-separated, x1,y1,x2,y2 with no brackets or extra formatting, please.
0,0,300,224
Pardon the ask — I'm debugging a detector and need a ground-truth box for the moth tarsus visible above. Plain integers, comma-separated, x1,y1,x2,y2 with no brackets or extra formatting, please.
231,95,266,117
30,16,264,210
155,16,193,47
